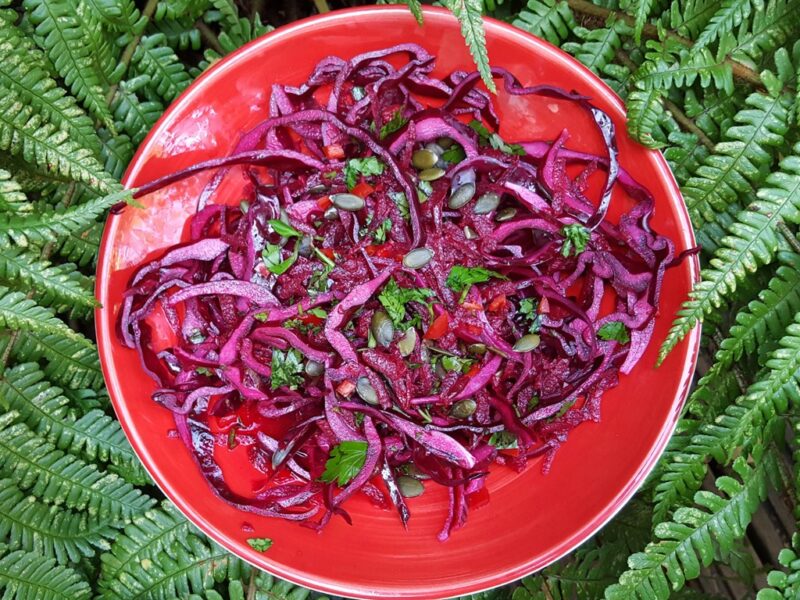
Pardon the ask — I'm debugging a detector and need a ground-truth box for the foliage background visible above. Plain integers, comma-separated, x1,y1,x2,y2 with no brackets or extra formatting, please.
0,0,799,598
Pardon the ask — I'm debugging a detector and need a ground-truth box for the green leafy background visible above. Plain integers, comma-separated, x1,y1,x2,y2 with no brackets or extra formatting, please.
1,0,799,598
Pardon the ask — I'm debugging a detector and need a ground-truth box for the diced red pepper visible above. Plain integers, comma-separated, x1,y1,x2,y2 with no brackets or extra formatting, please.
424,312,450,340
466,364,481,378
319,248,335,260
336,380,356,397
324,144,345,160
539,297,550,314
488,294,507,312
351,181,375,198
316,195,332,210
298,313,324,326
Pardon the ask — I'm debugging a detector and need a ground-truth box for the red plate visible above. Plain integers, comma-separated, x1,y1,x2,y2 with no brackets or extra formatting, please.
96,6,700,599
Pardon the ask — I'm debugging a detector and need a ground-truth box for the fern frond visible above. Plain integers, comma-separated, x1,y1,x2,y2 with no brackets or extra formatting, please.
0,22,100,155
0,187,130,247
606,454,778,599
626,84,666,148
111,76,164,145
132,33,193,102
635,46,733,94
83,0,141,30
52,222,102,268
512,0,575,46
0,412,154,519
0,548,91,599
623,0,659,42
441,0,496,94
99,130,134,180
154,0,208,22
727,0,800,65
662,0,724,39
22,0,115,129
1,363,148,484
563,22,628,75
8,330,103,390
149,17,202,51
0,169,32,214
660,139,800,360
757,534,800,599
0,247,96,318
683,88,743,145
664,132,710,184
0,478,116,564
696,0,763,47
205,0,246,45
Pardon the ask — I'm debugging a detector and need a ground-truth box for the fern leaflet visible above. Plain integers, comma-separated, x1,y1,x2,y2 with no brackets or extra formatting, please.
512,0,575,46
132,33,193,102
696,0,763,47
0,169,32,214
0,548,91,599
8,329,103,390
441,0,496,93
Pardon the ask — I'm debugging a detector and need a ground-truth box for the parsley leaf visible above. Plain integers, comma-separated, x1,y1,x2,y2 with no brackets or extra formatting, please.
262,243,298,275
561,224,591,257
268,219,302,238
320,440,368,486
379,111,408,139
247,538,273,552
597,321,630,344
441,355,474,373
467,119,526,156
389,191,410,220
378,278,435,326
488,430,518,449
441,144,466,164
270,348,304,390
373,218,392,244
344,157,385,190
446,265,506,302
518,298,542,333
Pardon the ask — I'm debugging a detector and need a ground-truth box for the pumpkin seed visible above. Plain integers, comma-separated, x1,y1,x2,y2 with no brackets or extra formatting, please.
448,182,476,209
397,475,425,498
331,193,365,212
467,343,487,355
513,333,541,352
404,464,431,480
450,398,477,419
418,167,446,182
425,142,446,155
437,137,455,149
398,327,417,357
323,206,338,220
412,149,438,170
402,248,434,269
356,377,379,405
308,184,327,194
463,226,478,240
304,360,324,377
495,207,517,222
297,235,313,257
473,192,500,215
371,310,394,347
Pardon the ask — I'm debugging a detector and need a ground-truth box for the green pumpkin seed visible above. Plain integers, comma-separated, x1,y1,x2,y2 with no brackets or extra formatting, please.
356,377,379,405
412,149,439,170
404,464,431,480
418,167,446,182
513,333,541,352
331,193,365,212
304,360,324,377
308,184,327,193
298,235,313,257
425,142,446,155
397,475,425,498
467,343,487,355
450,398,477,419
495,207,517,222
463,226,478,240
323,206,338,220
398,327,417,357
448,182,476,209
437,137,455,149
371,310,394,347
473,192,500,215
402,248,434,269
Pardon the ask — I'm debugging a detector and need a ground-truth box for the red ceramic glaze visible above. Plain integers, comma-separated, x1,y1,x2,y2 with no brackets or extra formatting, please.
96,7,700,599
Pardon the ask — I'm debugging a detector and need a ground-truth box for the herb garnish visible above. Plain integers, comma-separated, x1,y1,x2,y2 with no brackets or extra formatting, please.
270,348,304,390
446,265,507,302
268,219,302,238
561,223,590,257
344,157,385,190
597,321,630,344
378,278,435,326
247,538,273,552
262,243,298,275
320,440,368,486
379,110,408,139
468,120,526,156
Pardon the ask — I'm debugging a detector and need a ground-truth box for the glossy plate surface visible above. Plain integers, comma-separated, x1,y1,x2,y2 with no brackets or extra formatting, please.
96,7,700,599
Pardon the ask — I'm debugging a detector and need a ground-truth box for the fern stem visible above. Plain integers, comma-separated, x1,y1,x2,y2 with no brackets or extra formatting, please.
103,0,160,107
566,0,768,90
777,221,800,255
195,21,225,55
663,99,715,151
313,0,331,13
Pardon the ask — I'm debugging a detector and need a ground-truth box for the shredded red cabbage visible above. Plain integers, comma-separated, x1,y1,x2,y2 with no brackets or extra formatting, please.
118,44,691,540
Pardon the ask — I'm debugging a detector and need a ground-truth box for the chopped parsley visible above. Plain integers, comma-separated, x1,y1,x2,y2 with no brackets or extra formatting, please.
441,355,474,373
446,265,507,302
254,311,269,322
379,110,408,139
441,144,466,164
320,440,368,486
270,348,304,390
246,538,273,552
417,180,433,203
389,191,410,220
597,321,630,344
373,218,392,244
518,298,542,333
468,119,526,156
378,278,435,326
488,430,518,450
307,307,328,319
308,264,333,294
195,367,213,376
561,223,590,257
262,243,298,275
344,157,385,190
268,219,302,238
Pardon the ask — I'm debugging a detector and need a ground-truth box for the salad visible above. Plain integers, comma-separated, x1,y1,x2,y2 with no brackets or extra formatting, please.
118,44,690,540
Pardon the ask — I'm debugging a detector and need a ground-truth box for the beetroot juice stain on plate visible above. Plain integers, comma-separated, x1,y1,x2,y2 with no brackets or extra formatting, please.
96,7,699,599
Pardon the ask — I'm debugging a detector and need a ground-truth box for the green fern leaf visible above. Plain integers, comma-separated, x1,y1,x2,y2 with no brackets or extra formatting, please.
0,188,130,247
0,548,91,599
111,77,164,145
627,84,666,148
606,454,778,599
154,0,208,22
0,247,96,318
441,0,496,94
623,0,659,42
757,534,800,598
406,0,425,24
0,412,155,519
0,21,100,155
132,33,192,102
1,363,148,484
22,0,115,130
662,0,725,38
0,169,32,214
563,22,628,75
683,88,743,145
99,130,134,181
696,0,763,47
728,0,800,65
0,478,116,564
660,140,800,360
664,132,710,184
512,0,576,47
52,222,101,268
150,17,202,51
8,329,103,390
635,46,733,94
